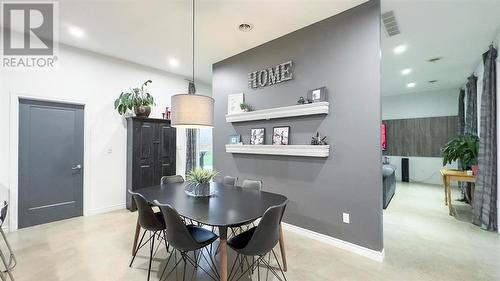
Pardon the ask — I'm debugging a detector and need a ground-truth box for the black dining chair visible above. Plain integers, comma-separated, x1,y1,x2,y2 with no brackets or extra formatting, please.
223,176,238,186
161,175,185,185
241,179,262,191
129,191,168,281
0,202,16,281
154,201,220,281
227,201,288,281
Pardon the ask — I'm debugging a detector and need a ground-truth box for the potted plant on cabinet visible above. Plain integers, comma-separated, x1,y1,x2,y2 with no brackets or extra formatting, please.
441,134,479,175
114,80,155,118
185,168,219,197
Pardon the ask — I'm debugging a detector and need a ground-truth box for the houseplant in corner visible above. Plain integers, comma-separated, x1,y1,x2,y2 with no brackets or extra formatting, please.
185,168,219,197
114,80,155,118
441,134,479,175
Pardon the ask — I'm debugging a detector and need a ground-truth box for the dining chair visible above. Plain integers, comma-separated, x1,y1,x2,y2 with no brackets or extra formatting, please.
223,176,238,186
241,179,262,191
154,201,220,281
0,202,16,281
161,175,185,185
227,200,288,281
128,191,168,281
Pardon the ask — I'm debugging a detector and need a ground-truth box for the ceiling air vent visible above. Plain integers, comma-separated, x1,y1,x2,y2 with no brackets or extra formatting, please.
382,11,400,37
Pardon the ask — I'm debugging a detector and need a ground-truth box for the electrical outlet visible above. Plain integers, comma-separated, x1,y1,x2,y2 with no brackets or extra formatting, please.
343,213,350,224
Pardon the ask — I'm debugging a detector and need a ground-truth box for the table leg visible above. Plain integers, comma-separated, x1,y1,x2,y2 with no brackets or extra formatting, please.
278,224,288,272
446,180,453,216
132,217,141,255
442,176,448,205
219,226,228,281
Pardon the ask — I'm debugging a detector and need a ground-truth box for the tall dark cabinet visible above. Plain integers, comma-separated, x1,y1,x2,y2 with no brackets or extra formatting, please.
126,117,176,211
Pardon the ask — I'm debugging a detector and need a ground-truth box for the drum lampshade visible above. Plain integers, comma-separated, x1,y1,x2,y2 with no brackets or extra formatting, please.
171,94,214,128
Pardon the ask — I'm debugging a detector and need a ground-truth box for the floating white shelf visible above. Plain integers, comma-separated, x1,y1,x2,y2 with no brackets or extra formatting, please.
225,144,330,158
225,101,329,123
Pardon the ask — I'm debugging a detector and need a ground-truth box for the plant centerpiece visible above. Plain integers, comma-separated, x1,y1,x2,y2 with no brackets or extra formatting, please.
114,80,155,118
441,134,479,174
185,168,219,197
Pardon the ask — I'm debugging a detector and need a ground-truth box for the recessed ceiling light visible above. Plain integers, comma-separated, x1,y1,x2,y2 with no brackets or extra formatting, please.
428,57,443,63
168,58,179,67
401,68,412,75
67,25,86,39
238,23,253,32
393,44,407,55
407,82,416,88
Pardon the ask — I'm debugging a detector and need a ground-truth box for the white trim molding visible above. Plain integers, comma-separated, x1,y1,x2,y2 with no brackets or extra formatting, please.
226,101,329,123
226,144,330,158
282,223,385,262
86,203,126,216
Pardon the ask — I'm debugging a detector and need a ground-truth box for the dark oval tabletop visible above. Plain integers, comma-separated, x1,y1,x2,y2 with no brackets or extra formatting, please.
135,182,288,227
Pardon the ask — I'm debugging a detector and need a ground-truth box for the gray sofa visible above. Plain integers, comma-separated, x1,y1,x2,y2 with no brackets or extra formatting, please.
383,164,396,209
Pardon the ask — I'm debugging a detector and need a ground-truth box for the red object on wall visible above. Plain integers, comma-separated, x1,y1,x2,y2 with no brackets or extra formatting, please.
381,123,387,151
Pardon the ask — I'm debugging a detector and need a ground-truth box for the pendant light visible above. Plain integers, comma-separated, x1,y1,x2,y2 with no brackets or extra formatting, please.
171,0,214,128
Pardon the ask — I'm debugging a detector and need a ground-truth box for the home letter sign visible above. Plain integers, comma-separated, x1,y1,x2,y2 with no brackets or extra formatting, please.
248,61,293,89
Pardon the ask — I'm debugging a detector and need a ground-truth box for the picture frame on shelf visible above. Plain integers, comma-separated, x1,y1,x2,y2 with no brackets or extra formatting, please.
250,128,265,145
272,126,290,145
229,134,241,144
227,93,244,114
307,87,327,103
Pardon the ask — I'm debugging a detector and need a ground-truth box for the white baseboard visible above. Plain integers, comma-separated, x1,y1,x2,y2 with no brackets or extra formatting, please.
85,203,126,216
281,223,385,262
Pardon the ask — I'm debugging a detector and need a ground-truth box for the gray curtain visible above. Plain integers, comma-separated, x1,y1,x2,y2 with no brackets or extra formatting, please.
457,88,466,135
185,129,197,174
465,75,478,135
473,45,497,231
457,88,466,192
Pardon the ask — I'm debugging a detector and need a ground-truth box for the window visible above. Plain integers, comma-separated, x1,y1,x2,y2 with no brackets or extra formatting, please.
198,128,213,170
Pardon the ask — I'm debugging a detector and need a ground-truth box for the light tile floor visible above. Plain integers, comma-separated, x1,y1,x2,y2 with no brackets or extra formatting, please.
4,182,500,281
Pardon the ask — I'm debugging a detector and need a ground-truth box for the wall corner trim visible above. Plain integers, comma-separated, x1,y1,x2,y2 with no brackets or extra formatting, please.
281,223,385,262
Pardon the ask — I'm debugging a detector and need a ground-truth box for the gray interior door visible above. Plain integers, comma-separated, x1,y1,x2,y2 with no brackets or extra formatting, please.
18,99,84,228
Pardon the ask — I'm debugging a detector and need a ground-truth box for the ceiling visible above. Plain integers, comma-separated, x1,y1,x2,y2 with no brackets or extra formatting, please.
381,0,500,96
45,0,367,84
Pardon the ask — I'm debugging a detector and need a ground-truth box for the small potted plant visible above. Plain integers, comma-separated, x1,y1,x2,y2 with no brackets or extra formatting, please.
114,80,155,118
185,168,219,197
441,134,479,175
240,102,254,112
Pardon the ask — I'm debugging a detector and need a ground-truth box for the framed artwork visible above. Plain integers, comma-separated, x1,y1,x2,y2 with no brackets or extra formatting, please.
272,126,290,145
227,93,244,114
250,128,265,145
229,134,241,144
307,87,327,103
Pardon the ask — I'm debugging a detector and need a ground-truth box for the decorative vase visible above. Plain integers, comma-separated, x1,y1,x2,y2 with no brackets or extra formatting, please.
471,165,478,176
134,105,151,118
185,182,214,197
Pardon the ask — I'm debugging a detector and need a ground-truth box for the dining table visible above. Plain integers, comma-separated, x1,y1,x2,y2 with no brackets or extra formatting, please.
131,182,289,281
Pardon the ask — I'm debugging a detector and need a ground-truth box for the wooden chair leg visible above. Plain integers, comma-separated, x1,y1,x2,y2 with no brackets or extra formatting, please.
132,218,141,255
278,224,287,272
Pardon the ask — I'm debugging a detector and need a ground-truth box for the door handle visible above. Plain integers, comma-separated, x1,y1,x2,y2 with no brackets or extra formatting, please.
71,164,82,170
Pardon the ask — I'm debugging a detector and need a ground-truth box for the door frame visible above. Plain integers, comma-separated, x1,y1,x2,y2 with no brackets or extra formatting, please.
9,92,91,231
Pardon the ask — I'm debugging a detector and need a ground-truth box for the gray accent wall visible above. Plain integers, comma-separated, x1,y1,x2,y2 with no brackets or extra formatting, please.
212,1,382,251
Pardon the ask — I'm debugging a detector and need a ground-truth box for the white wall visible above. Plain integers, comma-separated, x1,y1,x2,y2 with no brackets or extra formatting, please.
0,41,211,230
382,89,459,185
382,88,458,120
